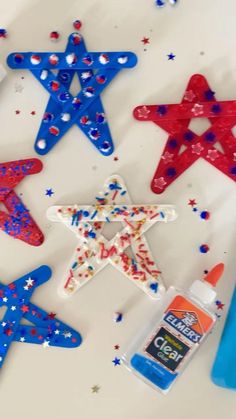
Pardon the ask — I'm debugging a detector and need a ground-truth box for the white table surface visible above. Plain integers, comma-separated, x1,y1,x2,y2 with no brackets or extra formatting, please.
0,0,235,418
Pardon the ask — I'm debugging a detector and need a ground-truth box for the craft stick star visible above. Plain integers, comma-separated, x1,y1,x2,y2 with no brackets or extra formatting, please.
0,265,82,370
7,32,137,156
134,74,236,194
0,158,44,246
47,176,177,299
0,63,6,83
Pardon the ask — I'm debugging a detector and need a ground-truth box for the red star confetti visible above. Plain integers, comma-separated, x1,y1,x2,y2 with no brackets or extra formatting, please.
188,199,197,207
141,37,150,45
134,74,236,194
215,300,225,310
114,344,120,350
15,110,20,115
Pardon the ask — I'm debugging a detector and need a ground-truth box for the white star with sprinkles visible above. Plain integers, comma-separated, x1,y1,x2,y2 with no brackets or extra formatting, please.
47,175,177,299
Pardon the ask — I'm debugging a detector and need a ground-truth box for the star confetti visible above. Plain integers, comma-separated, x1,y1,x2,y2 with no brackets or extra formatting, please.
156,0,178,7
45,188,54,197
215,300,225,310
141,37,150,45
91,385,100,393
0,159,44,246
47,175,177,299
112,357,121,366
0,266,82,370
188,199,197,207
7,29,137,157
167,53,175,60
133,74,236,194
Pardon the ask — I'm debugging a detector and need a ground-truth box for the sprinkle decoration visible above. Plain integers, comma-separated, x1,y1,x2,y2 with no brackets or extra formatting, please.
0,159,44,246
134,74,236,194
7,30,137,156
215,300,225,310
47,175,177,299
112,357,121,366
0,265,82,370
45,188,54,197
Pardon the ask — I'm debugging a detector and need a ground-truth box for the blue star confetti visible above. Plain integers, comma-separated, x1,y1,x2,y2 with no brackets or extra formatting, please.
45,188,54,197
112,357,121,366
0,265,82,370
155,0,178,7
7,30,137,157
167,52,176,60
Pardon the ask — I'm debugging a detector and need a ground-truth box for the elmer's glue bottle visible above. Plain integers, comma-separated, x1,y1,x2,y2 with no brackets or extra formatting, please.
122,263,224,394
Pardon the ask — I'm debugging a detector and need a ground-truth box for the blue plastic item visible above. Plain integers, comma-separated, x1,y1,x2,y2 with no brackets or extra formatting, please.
0,265,82,370
7,32,137,156
211,286,236,390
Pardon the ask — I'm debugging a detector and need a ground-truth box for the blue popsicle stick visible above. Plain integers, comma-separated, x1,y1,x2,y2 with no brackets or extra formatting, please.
0,266,82,369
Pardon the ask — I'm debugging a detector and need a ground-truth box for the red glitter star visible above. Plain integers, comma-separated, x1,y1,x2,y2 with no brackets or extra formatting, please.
21,304,29,313
15,110,20,115
31,111,36,115
114,156,119,161
141,37,150,45
114,344,120,350
188,199,197,207
216,302,225,310
47,312,56,319
134,74,236,194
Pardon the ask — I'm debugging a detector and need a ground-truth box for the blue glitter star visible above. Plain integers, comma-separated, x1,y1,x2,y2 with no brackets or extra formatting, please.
45,188,54,197
167,53,175,60
112,357,121,366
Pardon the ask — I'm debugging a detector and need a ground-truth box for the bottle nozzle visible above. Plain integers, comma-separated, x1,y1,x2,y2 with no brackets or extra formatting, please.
204,263,225,287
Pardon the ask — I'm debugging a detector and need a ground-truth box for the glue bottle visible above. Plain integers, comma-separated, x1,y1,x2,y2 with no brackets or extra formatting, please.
122,263,224,394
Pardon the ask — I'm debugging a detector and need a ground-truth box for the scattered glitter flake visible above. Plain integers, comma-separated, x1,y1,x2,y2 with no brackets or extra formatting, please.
167,53,175,60
15,110,20,115
113,312,123,323
200,210,210,220
14,83,24,93
114,344,120,350
199,244,210,254
50,31,60,41
73,20,82,30
141,37,150,45
31,111,36,115
188,199,197,207
91,385,100,393
0,29,7,38
112,357,121,366
45,188,54,197
215,300,225,310
113,156,119,161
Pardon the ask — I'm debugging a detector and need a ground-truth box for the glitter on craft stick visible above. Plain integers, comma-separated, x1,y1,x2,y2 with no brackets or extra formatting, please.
133,74,236,194
0,265,82,371
47,175,177,299
7,28,137,157
0,158,44,246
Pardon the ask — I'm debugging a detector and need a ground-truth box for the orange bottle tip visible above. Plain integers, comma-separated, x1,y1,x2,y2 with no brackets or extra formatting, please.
204,263,225,287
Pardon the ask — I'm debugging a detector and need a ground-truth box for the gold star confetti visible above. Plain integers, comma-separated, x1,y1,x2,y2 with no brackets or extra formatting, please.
91,385,100,393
